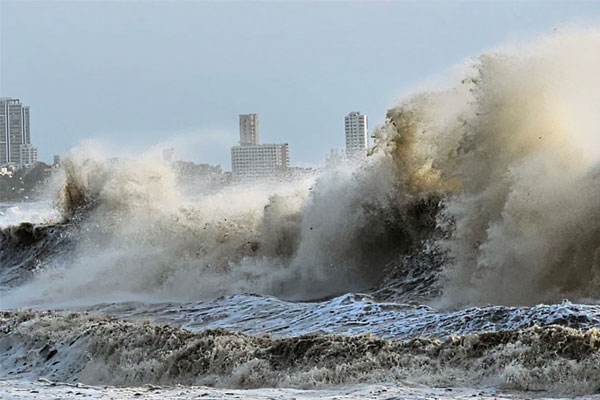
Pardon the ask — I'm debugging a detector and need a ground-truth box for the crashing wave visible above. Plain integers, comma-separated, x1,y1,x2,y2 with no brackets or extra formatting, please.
2,30,600,308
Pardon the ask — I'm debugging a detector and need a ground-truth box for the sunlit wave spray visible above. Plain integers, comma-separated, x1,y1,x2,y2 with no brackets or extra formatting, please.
375,30,600,306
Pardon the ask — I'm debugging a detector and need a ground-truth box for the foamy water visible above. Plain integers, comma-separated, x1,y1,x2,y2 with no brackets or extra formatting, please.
0,202,60,229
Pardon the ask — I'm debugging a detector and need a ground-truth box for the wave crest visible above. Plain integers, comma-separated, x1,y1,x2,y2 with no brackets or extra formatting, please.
3,30,600,307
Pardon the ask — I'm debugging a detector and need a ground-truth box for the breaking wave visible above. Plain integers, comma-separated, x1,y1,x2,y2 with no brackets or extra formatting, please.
2,30,600,309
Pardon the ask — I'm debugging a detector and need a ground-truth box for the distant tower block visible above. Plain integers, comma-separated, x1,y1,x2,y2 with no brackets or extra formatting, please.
239,114,259,145
0,97,37,168
344,111,368,158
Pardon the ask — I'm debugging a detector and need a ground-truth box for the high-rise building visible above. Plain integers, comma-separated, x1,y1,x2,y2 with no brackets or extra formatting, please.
345,111,368,158
231,113,290,180
0,97,37,168
239,114,259,146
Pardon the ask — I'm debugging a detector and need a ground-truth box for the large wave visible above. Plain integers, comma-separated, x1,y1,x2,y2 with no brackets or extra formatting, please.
2,30,599,308
373,30,600,307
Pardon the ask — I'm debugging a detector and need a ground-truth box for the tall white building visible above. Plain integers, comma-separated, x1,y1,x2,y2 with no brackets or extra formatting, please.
231,114,290,180
0,97,37,168
345,111,368,158
239,114,259,146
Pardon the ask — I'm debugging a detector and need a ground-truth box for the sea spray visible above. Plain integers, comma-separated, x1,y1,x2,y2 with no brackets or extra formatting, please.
2,30,599,309
436,32,600,306
370,30,600,306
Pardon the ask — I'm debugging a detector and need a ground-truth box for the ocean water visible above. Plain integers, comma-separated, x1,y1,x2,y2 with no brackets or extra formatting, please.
2,31,600,399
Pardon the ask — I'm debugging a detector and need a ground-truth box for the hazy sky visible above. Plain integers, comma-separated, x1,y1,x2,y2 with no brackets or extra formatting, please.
1,1,599,169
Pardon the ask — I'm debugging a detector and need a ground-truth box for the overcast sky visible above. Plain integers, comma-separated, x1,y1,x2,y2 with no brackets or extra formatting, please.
1,1,599,169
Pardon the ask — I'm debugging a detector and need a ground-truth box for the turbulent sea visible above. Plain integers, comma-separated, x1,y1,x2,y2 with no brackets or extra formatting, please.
2,31,600,399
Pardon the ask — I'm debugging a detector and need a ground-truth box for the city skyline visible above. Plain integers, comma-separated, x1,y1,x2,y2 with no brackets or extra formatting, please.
2,2,598,168
0,100,351,171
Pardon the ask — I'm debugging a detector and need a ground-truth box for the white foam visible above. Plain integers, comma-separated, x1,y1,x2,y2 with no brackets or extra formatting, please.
0,202,60,229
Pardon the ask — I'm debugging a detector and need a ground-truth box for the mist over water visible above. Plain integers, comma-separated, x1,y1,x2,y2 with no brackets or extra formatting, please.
3,30,600,310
